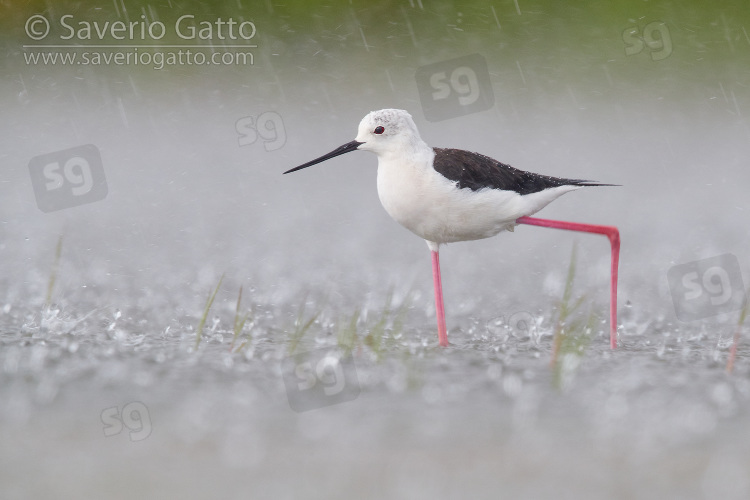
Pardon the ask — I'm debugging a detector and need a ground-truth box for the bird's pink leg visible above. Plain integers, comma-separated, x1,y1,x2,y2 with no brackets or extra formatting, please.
431,250,449,347
516,216,620,349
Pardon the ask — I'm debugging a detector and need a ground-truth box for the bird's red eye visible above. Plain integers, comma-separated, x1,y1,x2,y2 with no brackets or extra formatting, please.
374,126,385,134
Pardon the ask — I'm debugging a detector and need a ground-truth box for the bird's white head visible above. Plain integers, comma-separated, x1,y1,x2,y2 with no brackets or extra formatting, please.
283,109,426,175
354,109,424,157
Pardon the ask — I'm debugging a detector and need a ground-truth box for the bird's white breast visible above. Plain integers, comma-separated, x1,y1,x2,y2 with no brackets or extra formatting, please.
375,149,581,246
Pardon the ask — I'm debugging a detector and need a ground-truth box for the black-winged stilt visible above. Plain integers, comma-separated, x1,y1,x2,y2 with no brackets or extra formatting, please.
284,109,620,348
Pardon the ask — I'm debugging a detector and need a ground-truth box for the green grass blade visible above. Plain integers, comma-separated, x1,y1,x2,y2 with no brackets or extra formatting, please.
337,308,360,355
230,285,252,351
552,243,584,368
45,235,63,307
727,302,749,373
288,296,322,354
194,273,224,350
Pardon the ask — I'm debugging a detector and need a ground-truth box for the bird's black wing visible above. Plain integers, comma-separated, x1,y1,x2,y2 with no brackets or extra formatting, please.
432,148,609,195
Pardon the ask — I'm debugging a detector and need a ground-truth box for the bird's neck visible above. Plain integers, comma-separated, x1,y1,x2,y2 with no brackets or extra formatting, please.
379,138,433,166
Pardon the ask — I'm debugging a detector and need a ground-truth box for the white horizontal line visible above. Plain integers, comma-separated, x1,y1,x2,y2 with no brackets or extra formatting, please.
23,45,258,49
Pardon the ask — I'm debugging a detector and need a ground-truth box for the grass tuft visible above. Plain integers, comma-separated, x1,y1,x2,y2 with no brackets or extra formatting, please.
549,244,596,390
553,311,596,390
230,285,252,352
364,291,410,361
45,235,63,307
337,308,360,355
194,274,224,350
551,243,585,368
288,296,322,355
726,302,748,374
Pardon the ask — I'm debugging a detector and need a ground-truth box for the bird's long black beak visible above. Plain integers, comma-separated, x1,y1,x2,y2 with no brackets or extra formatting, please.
283,140,364,174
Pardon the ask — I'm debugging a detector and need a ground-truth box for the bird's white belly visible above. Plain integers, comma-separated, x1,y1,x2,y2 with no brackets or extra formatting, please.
376,158,580,245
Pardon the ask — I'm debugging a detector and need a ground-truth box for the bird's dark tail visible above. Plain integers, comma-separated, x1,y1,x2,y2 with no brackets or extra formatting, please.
569,180,621,187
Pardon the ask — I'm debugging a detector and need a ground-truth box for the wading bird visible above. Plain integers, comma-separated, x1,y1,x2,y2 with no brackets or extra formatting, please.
284,109,620,348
